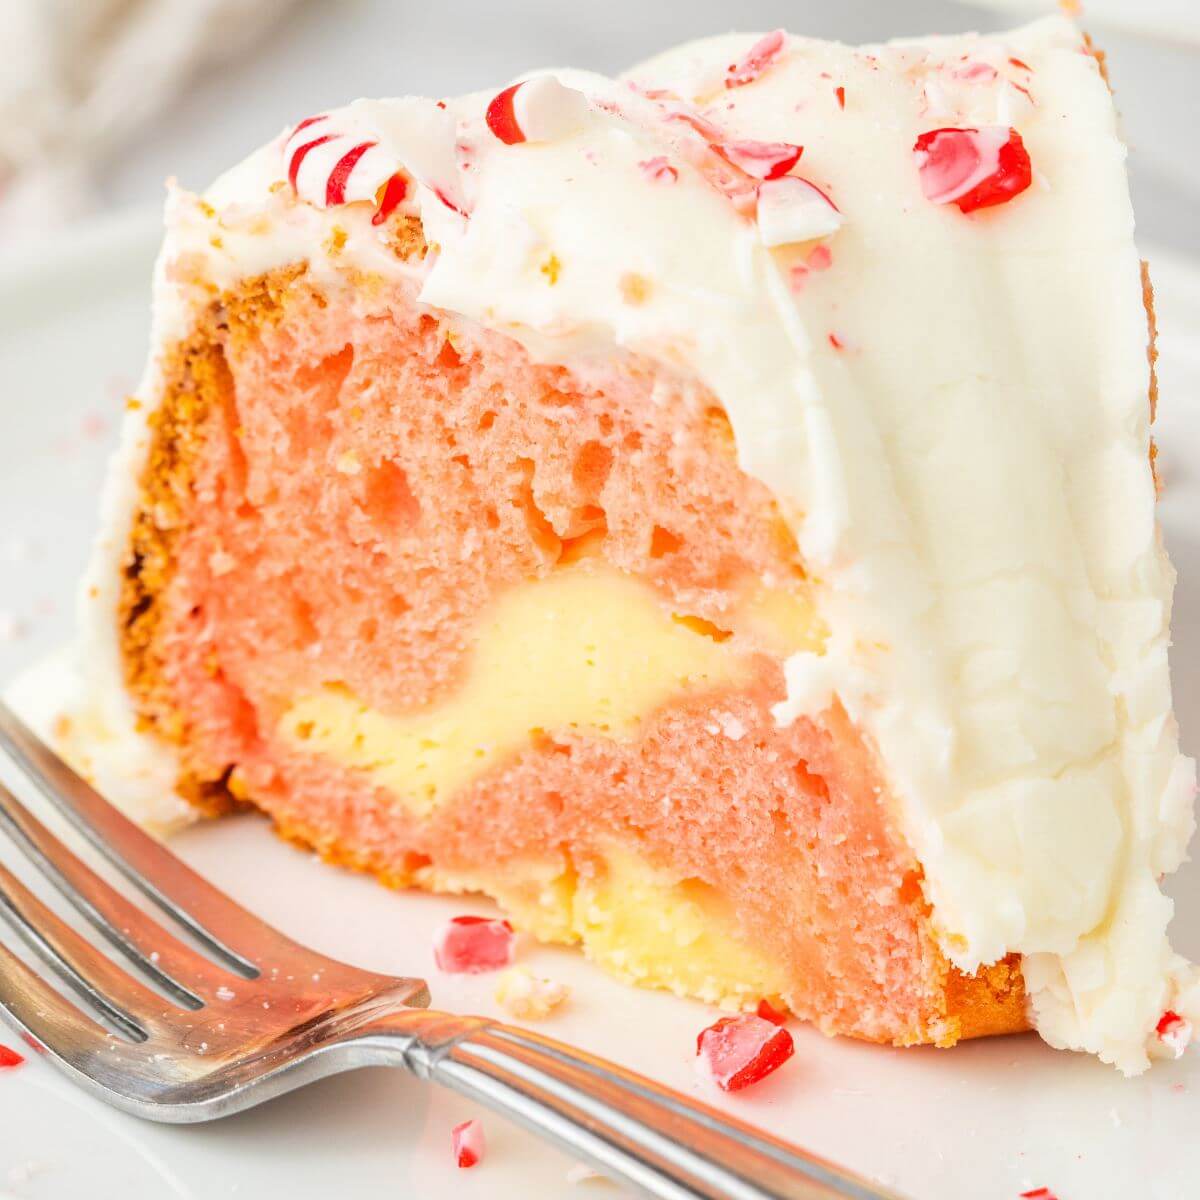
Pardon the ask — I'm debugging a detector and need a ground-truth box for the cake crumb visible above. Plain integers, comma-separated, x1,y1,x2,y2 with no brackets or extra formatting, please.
334,450,362,475
495,967,569,1019
566,1162,614,1186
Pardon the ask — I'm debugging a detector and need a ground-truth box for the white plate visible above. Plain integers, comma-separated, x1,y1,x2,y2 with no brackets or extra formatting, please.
1,211,1199,1200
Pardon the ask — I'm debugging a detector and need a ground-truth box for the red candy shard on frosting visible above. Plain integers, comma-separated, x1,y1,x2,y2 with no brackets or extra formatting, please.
486,84,525,145
696,1014,794,1091
433,915,516,973
1155,1009,1193,1058
372,173,409,225
714,139,802,181
326,141,378,206
913,126,1032,213
725,30,786,89
291,114,328,137
0,1044,25,1068
486,76,589,146
1019,1189,1057,1200
452,1118,486,1168
287,133,336,191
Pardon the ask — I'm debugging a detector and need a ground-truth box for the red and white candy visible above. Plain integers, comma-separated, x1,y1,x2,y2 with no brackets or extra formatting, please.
1155,1009,1193,1059
486,76,590,145
913,125,1032,214
757,176,842,246
725,30,787,89
755,998,789,1026
452,1118,486,1168
714,139,802,181
433,915,516,973
695,1013,794,1092
283,99,465,219
0,1044,25,1068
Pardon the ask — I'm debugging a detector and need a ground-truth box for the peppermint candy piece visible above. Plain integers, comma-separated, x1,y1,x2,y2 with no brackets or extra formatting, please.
433,914,516,973
695,1013,794,1092
714,139,802,181
451,1118,486,1168
486,75,590,145
283,98,465,218
757,176,843,246
725,30,786,89
913,126,1032,213
1155,1009,1193,1059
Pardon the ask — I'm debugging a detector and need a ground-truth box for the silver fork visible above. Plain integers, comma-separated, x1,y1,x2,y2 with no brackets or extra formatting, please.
0,700,905,1200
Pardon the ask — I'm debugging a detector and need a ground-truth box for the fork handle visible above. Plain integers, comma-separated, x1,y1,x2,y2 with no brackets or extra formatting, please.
366,1010,904,1200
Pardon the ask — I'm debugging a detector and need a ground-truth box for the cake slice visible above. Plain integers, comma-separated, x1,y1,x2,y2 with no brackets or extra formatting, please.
63,15,1197,1071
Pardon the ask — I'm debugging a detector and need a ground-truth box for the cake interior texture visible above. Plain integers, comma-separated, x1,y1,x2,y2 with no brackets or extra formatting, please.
118,265,1024,1045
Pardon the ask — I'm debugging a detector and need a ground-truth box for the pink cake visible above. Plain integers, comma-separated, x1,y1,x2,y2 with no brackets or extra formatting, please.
62,16,1199,1072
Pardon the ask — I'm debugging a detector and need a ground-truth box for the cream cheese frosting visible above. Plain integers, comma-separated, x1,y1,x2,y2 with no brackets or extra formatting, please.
73,15,1197,1071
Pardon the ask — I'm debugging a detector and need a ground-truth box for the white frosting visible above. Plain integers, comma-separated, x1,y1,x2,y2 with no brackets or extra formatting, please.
76,16,1197,1071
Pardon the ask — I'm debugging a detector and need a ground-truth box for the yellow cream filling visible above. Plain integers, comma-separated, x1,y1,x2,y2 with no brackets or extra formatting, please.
418,845,789,1009
277,564,820,816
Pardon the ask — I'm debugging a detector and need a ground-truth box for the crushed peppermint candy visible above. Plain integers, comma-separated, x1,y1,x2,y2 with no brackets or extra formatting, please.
714,139,802,181
565,1162,610,1185
951,60,999,83
326,141,377,205
486,76,590,145
1018,1189,1058,1200
0,1044,25,1068
638,156,678,184
284,100,463,219
696,1014,794,1092
452,1118,486,1168
288,130,335,190
913,126,1032,213
726,30,786,89
495,967,569,1019
756,176,842,246
755,998,789,1026
434,915,516,973
372,173,408,225
1155,1009,1193,1058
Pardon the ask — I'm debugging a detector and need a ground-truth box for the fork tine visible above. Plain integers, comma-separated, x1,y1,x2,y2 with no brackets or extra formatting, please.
0,860,167,1040
0,701,297,974
0,778,230,1007
0,938,118,1067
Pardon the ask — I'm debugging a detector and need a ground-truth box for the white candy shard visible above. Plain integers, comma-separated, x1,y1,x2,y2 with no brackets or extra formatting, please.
756,177,843,246
514,75,591,143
